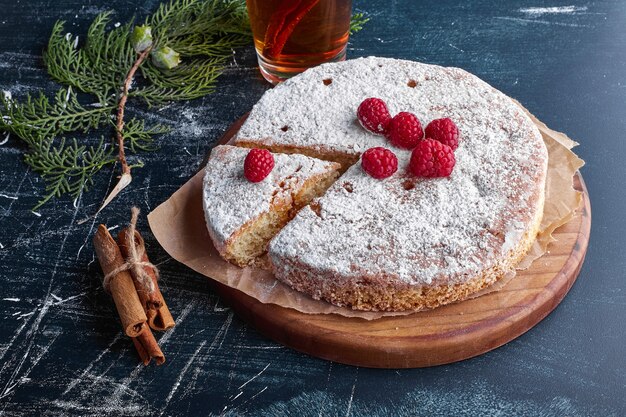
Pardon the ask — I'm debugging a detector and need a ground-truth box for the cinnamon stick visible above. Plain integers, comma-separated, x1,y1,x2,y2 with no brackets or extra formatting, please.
117,227,176,331
132,328,165,366
93,225,147,337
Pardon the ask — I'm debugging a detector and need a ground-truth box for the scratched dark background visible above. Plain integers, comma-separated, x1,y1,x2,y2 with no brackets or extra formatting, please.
1,0,625,415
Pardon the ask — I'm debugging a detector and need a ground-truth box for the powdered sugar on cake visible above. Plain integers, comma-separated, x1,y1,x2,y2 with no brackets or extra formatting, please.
236,57,541,160
202,145,337,250
237,57,550,286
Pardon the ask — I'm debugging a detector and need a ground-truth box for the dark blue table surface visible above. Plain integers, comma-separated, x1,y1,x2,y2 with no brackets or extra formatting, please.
1,1,624,416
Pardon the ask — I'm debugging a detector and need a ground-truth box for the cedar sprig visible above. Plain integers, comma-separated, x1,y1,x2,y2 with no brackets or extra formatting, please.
133,58,226,106
349,12,370,35
44,14,135,103
149,0,250,42
0,0,369,210
123,118,171,153
24,136,117,209
0,87,114,144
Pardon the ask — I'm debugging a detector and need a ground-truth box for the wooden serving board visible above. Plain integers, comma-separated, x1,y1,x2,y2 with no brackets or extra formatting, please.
208,116,591,369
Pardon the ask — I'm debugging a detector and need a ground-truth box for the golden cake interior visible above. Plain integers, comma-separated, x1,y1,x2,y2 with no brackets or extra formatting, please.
224,166,340,267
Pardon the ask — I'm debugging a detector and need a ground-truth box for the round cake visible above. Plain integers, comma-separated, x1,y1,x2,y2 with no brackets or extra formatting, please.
230,56,548,311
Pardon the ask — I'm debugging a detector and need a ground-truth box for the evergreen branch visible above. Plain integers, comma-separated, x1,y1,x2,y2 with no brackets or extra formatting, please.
349,12,370,35
140,56,226,88
150,0,250,43
0,87,114,143
133,58,225,106
123,118,171,153
24,136,116,210
44,15,135,102
168,32,249,57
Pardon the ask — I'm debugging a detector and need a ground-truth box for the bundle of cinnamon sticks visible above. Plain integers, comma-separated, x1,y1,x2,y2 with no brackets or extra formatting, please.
93,208,175,365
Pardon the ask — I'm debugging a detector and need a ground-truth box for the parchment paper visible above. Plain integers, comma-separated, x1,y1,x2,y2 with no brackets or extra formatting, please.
147,103,585,320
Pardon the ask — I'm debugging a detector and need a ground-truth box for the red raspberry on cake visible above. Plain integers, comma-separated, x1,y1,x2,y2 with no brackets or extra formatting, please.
244,148,275,182
409,139,456,178
361,147,398,179
357,98,392,135
386,112,424,149
425,117,459,150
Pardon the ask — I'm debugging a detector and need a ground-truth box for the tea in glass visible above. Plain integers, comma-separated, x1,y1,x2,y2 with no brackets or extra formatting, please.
246,0,353,84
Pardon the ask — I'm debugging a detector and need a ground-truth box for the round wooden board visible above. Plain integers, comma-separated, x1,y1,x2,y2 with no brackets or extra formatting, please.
213,116,591,368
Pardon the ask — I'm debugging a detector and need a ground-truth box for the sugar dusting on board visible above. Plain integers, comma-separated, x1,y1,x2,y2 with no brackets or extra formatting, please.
179,107,208,138
245,378,597,416
519,6,588,16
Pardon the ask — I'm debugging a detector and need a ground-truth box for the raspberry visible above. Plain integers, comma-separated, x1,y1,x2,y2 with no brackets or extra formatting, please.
357,98,392,135
361,147,398,179
244,148,274,182
425,118,459,150
409,139,456,178
386,112,424,149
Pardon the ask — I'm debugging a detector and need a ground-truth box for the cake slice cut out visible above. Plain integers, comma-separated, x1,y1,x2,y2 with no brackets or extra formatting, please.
202,145,340,267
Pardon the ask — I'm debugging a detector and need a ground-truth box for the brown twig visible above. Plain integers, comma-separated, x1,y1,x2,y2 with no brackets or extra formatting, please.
116,47,152,175
96,48,152,214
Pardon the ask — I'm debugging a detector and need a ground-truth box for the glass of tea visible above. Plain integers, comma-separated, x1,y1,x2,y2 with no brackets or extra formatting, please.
246,0,353,84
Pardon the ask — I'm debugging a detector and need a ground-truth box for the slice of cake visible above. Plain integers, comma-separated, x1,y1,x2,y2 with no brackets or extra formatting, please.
202,145,340,267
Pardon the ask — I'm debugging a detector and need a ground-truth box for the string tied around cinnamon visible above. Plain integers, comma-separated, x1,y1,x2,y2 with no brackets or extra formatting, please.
103,207,158,294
